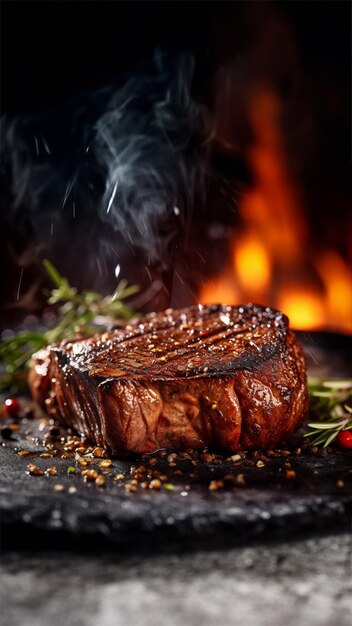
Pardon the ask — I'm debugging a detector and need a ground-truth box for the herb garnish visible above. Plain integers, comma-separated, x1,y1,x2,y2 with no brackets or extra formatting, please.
305,378,352,447
0,260,138,391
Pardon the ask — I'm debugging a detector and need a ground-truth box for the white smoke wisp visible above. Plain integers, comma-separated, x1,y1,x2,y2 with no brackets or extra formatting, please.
93,52,210,248
1,52,212,305
1,52,210,245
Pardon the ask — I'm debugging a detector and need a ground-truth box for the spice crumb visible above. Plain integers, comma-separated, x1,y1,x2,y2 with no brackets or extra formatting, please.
54,484,64,492
81,469,98,481
68,486,77,494
92,447,105,458
209,479,224,491
124,483,137,492
100,459,112,468
27,463,45,476
77,457,88,467
201,453,214,463
95,475,106,487
256,460,265,468
149,479,162,490
235,474,246,486
75,446,87,454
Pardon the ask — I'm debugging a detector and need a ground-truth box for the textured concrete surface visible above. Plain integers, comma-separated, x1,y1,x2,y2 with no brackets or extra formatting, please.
1,532,351,626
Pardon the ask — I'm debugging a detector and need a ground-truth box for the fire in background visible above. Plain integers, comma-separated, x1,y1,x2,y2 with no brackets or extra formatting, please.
199,2,351,333
1,2,351,333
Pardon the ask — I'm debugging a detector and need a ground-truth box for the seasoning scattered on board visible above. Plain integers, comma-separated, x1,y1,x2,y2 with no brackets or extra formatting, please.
1,398,350,495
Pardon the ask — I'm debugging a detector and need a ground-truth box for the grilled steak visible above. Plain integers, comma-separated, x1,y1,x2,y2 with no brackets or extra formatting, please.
29,304,308,454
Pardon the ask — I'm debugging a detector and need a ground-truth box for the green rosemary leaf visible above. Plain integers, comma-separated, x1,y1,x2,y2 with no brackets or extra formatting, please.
305,376,352,447
309,390,336,398
324,430,339,447
43,259,66,289
321,380,352,390
306,421,344,430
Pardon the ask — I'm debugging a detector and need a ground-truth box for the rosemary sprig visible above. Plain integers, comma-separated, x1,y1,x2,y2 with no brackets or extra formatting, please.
305,378,352,447
0,260,139,392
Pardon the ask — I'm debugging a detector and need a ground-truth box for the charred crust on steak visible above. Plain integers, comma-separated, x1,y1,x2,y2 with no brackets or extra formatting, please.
54,304,289,380
29,304,308,454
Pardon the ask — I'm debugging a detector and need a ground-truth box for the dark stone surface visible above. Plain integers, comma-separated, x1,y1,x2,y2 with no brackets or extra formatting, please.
1,435,351,550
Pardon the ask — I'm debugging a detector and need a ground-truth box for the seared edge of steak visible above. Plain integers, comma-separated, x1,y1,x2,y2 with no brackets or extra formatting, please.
98,377,242,454
233,331,308,449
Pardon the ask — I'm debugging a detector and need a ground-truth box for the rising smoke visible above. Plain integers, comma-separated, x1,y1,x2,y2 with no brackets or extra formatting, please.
1,52,210,270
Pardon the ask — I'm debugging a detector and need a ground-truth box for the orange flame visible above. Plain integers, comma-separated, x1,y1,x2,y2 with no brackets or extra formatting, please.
277,290,325,330
200,86,352,333
233,233,271,294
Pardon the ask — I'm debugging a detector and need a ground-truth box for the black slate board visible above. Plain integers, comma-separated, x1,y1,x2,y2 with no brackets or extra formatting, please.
1,331,351,549
1,439,352,550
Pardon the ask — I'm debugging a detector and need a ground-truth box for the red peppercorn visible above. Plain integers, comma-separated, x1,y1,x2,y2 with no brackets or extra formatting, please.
335,430,352,449
3,398,21,419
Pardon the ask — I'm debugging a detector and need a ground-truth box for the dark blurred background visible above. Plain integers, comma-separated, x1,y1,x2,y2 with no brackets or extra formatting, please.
1,1,351,326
